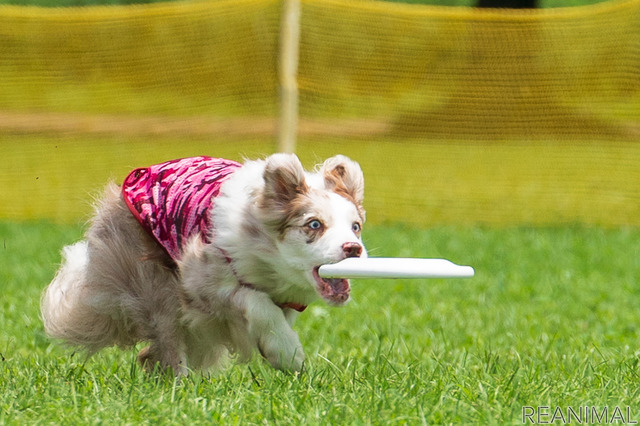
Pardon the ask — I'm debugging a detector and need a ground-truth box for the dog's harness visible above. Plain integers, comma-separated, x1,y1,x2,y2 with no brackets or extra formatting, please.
122,156,307,313
122,156,241,261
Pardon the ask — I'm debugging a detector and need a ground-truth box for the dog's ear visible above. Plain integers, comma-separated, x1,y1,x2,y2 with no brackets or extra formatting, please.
262,153,308,207
320,155,365,208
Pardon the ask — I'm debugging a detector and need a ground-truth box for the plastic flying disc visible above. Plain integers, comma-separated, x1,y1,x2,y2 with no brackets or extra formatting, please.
318,257,475,279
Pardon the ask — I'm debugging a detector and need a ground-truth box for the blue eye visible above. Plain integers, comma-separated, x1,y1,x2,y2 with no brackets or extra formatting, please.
308,219,323,230
352,222,361,233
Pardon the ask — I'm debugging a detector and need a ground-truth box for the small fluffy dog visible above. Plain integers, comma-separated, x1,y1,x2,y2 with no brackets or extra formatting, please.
42,153,366,375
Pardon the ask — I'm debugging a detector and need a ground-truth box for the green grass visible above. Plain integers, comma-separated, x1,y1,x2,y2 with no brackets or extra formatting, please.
2,220,640,423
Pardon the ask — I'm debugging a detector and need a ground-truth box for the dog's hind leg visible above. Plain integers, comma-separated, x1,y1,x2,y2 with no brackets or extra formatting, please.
86,183,190,375
134,286,189,375
137,337,187,376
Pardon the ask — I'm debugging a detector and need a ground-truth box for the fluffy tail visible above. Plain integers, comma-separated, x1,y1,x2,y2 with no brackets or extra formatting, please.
41,241,92,346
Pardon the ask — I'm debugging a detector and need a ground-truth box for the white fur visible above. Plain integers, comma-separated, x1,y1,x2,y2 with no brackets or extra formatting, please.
41,241,88,339
41,154,366,375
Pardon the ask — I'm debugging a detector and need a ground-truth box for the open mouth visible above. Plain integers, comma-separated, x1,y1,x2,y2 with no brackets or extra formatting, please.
312,266,350,305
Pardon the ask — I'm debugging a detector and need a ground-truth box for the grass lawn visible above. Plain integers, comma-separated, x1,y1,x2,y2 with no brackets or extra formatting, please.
1,220,639,423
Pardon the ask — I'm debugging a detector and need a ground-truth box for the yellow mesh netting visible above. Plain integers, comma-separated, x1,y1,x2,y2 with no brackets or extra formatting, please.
299,0,640,138
1,0,639,227
0,0,281,117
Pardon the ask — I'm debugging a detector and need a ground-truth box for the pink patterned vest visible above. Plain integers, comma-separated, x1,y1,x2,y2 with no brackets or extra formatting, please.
122,156,241,260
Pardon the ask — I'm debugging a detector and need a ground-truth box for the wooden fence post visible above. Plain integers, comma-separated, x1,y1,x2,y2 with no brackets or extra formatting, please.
278,0,301,153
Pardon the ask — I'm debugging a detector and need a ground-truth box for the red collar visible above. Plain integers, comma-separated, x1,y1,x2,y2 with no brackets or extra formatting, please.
277,301,307,313
219,248,307,313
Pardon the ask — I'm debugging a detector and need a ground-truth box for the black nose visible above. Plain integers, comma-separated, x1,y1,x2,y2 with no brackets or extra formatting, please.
342,242,363,258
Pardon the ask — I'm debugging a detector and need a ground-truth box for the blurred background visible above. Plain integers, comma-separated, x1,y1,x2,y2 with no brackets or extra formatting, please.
1,0,638,227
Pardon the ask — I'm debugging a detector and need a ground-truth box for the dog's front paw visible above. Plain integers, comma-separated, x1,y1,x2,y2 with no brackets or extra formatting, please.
258,329,305,372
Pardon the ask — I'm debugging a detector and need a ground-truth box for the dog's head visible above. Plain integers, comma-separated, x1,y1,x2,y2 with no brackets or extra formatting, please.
258,153,366,305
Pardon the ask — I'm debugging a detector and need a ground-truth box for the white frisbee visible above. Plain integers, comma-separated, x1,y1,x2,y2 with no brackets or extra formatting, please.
318,257,475,279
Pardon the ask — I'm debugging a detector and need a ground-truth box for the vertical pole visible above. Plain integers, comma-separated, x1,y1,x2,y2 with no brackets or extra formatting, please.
278,0,301,153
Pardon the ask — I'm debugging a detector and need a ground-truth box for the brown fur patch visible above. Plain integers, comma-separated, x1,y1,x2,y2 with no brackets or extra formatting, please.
275,192,317,240
325,167,355,203
259,184,311,238
322,159,366,222
271,170,309,205
259,154,312,238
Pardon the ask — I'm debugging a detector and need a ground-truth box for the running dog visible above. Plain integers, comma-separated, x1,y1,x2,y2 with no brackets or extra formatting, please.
42,153,366,375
